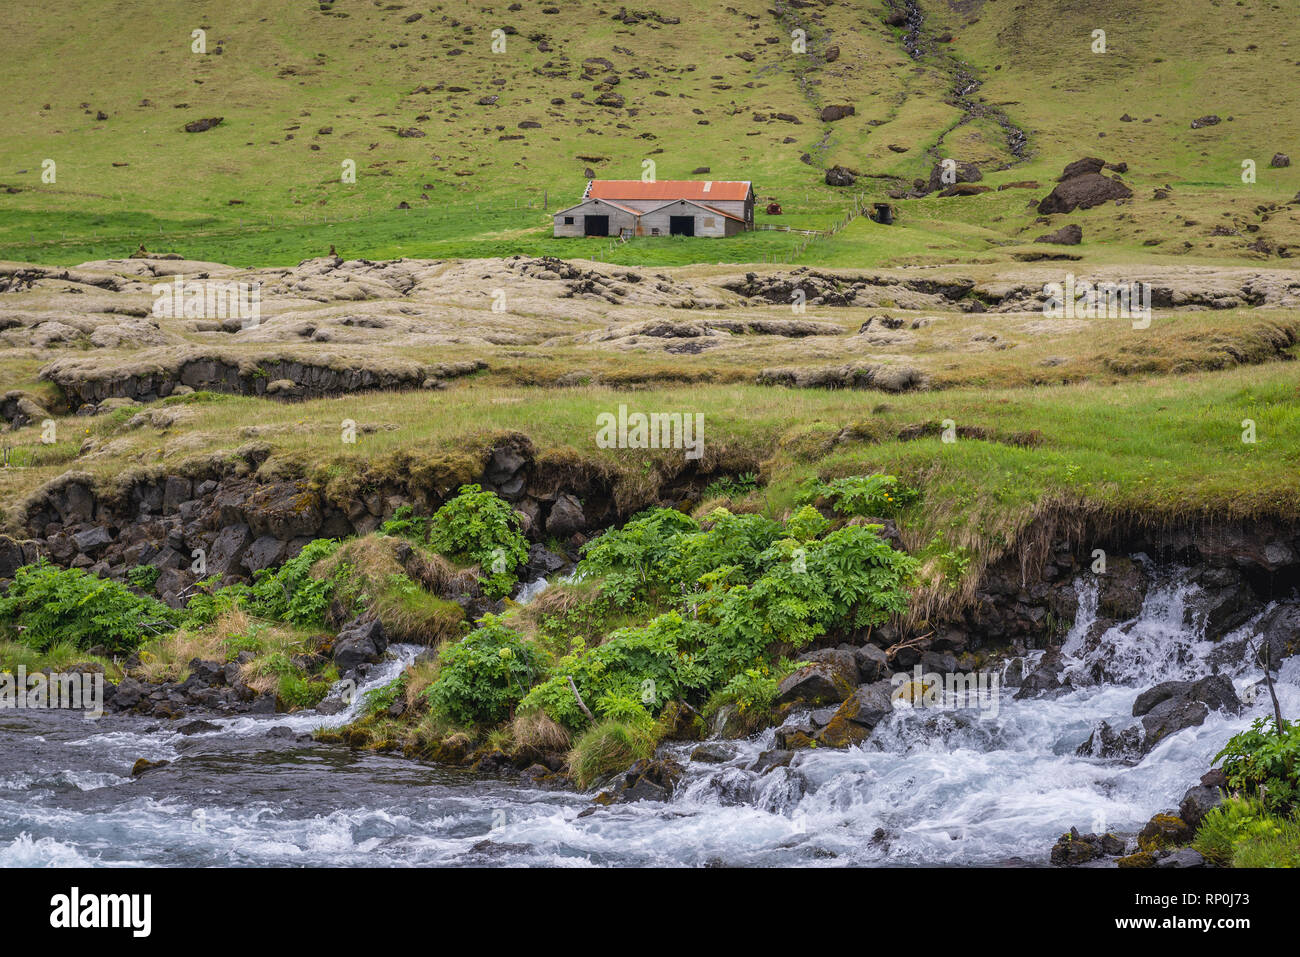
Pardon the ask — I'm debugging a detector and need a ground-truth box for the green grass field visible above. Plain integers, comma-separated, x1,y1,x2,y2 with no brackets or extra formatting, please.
1,0,1296,267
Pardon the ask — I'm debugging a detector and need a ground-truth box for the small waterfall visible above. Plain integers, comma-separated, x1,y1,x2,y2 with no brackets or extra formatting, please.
216,643,424,736
659,566,1299,864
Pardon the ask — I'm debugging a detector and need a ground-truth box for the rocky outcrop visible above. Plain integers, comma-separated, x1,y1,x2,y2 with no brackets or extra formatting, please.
41,352,485,406
1049,826,1126,866
1037,158,1133,214
757,362,928,392
1133,675,1240,751
332,617,388,674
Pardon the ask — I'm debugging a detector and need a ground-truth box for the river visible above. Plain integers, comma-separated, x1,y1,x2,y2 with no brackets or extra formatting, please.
3,569,1295,866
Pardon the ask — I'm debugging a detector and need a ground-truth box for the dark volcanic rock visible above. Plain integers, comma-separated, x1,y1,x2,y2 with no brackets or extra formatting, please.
824,165,856,187
1034,223,1083,245
332,617,387,673
183,117,223,133
775,663,855,706
1037,173,1133,214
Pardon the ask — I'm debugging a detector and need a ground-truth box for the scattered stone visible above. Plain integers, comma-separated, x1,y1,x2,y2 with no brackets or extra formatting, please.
183,117,223,133
824,165,856,187
1035,223,1083,245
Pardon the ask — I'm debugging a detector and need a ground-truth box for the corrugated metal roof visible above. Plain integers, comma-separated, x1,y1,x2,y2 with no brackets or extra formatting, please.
587,180,752,202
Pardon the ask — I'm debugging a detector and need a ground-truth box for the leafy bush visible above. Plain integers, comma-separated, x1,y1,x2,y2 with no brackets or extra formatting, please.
250,651,338,710
363,676,406,717
0,561,177,654
379,504,431,542
804,474,920,517
1214,717,1300,813
520,611,710,730
577,507,699,607
127,564,161,593
700,525,916,678
784,504,830,542
248,538,343,626
667,508,784,588
701,472,758,501
424,615,547,725
428,484,528,598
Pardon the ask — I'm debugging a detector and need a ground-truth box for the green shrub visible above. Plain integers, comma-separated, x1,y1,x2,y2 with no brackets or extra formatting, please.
179,576,247,628
247,538,343,626
701,472,758,501
804,474,920,517
784,504,830,542
1193,795,1300,867
379,504,431,542
520,611,710,731
569,718,657,789
577,507,699,607
1214,717,1300,813
428,484,528,599
362,676,406,716
127,564,161,593
667,508,783,587
0,561,177,654
424,615,546,725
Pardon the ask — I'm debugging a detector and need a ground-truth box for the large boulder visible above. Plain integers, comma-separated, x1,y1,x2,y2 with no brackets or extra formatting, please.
1096,557,1148,620
817,679,895,747
1037,173,1133,214
1034,223,1083,245
1252,603,1300,668
332,617,388,673
208,523,253,578
925,160,982,193
819,104,855,122
545,494,586,538
776,663,855,707
824,165,856,187
853,643,890,682
1057,157,1106,180
1185,567,1263,639
798,647,859,685
1179,784,1224,829
1134,675,1240,750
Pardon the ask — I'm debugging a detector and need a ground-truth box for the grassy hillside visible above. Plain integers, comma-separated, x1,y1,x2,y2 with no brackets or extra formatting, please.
0,0,1296,267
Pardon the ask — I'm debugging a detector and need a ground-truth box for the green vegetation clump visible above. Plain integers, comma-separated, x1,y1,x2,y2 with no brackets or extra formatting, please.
803,474,921,517
519,500,916,740
247,538,345,626
251,650,338,711
127,564,161,593
424,615,547,726
569,717,658,790
1214,717,1300,813
0,561,176,654
1193,796,1300,867
425,485,529,598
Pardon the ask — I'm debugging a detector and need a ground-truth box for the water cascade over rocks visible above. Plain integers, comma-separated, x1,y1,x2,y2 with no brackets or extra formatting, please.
2,565,1295,866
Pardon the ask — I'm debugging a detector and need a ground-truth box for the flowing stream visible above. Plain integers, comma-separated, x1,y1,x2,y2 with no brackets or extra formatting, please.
3,570,1296,867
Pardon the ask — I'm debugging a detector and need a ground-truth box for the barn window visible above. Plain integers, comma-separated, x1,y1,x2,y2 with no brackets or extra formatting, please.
651,227,660,236
564,216,574,225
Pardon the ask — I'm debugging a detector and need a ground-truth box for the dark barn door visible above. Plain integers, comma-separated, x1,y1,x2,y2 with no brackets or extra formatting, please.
584,215,609,236
669,215,695,236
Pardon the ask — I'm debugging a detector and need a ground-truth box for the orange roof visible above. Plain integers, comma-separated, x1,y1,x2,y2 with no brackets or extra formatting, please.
587,180,752,202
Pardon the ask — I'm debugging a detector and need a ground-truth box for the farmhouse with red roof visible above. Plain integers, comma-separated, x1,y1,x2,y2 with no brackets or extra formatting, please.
552,180,755,238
